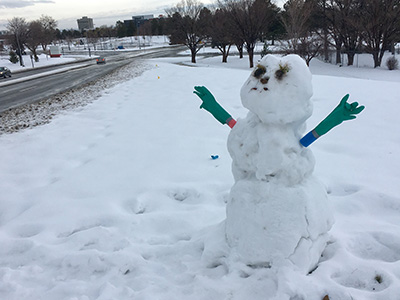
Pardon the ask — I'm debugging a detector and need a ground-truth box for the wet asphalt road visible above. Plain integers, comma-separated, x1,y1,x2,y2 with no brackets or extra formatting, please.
0,46,185,113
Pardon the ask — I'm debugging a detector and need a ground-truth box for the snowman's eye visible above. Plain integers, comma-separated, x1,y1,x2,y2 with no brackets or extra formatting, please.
253,65,266,79
275,63,290,80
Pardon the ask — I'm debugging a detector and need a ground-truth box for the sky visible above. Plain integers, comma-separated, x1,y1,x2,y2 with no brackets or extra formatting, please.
0,0,209,30
0,0,285,31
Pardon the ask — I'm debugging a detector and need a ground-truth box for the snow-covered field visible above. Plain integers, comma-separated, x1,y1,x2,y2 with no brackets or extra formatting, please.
0,53,89,73
0,36,170,73
0,50,399,300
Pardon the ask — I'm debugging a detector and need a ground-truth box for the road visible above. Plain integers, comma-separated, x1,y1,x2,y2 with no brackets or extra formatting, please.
0,46,184,113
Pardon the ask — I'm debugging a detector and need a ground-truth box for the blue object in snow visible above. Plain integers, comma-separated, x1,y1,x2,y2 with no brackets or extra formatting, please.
211,155,219,160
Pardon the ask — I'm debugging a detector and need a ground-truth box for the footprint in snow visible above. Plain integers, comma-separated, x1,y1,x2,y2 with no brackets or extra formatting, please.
331,267,391,292
326,183,360,197
346,231,400,262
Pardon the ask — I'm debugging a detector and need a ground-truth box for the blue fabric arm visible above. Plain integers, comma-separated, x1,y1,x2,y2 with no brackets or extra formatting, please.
300,130,319,147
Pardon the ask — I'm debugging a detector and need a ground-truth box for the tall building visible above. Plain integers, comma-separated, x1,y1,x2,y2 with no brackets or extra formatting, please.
77,16,94,31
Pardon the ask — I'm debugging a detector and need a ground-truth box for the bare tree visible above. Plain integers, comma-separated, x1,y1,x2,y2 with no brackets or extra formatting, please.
85,30,99,51
39,15,58,51
319,0,363,66
166,0,209,63
138,21,153,37
6,17,29,66
357,0,400,68
220,0,278,68
210,8,235,62
234,36,245,58
338,0,363,65
25,21,42,61
315,0,343,64
281,0,321,65
93,26,115,50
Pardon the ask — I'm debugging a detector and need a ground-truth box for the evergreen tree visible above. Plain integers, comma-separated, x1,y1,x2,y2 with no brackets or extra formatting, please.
9,51,19,64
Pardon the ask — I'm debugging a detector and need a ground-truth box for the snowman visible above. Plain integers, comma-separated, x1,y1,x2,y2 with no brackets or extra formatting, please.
194,54,364,273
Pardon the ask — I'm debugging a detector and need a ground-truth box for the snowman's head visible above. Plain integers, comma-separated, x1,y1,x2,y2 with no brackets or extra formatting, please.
240,54,313,124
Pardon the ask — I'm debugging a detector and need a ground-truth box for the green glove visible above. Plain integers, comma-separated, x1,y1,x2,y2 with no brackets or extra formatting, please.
314,94,365,137
193,86,233,125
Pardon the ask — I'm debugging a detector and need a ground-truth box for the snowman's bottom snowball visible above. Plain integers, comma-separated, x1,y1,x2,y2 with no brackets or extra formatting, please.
225,177,334,273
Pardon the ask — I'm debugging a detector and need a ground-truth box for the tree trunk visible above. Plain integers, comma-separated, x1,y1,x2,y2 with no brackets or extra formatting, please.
32,49,39,62
372,51,380,68
236,44,243,59
247,45,254,68
222,47,228,63
191,47,196,63
221,45,231,63
347,52,355,66
17,51,24,67
336,48,341,65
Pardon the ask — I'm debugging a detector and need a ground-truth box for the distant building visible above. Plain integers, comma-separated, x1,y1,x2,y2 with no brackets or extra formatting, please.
123,15,154,35
77,16,94,31
132,15,154,28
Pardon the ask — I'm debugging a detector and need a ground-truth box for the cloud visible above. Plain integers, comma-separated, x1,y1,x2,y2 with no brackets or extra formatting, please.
0,0,55,9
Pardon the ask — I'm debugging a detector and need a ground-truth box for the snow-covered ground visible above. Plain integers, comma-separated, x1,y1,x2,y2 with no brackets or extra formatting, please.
0,53,89,73
0,36,170,73
0,50,399,300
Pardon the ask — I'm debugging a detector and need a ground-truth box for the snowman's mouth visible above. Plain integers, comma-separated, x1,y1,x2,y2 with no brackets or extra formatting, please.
251,87,269,91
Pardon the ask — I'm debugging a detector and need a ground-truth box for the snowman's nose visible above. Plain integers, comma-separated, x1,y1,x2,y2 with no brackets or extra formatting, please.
260,76,270,84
